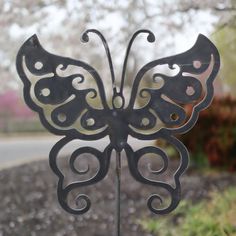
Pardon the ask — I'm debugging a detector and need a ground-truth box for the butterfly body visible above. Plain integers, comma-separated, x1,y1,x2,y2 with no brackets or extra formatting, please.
16,29,220,215
106,109,128,152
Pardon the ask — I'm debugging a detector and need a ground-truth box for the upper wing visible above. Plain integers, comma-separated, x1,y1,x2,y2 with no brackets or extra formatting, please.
127,34,220,139
16,35,109,139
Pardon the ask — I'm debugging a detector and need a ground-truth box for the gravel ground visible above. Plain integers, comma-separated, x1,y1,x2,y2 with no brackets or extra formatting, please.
0,154,236,236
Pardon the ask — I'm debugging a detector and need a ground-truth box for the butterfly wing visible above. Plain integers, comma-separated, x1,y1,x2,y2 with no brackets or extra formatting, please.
16,34,114,214
127,34,220,139
49,137,112,214
124,133,188,214
124,33,220,214
16,35,109,139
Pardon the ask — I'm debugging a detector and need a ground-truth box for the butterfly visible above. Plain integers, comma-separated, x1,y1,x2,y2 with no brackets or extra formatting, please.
16,29,220,215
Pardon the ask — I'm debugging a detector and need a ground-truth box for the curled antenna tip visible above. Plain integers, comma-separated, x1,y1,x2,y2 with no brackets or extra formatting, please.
147,33,155,43
81,32,89,43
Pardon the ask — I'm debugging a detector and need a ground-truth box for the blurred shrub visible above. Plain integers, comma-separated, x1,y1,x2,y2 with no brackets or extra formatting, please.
181,96,236,171
0,90,43,134
140,187,236,236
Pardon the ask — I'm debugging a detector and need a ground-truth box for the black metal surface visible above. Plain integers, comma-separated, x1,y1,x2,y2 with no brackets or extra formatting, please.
16,29,220,217
115,151,121,236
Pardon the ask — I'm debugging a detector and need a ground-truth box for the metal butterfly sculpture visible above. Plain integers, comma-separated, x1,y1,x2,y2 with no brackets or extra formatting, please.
16,29,220,215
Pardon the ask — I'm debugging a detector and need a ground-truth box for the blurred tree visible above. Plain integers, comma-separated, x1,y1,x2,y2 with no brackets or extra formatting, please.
211,0,236,96
213,25,236,95
173,0,236,95
0,0,235,94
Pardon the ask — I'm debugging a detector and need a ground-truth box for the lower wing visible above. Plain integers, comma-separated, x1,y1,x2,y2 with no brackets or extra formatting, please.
124,133,188,214
49,136,113,214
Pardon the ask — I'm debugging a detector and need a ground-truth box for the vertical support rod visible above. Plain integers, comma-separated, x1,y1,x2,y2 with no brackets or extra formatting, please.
115,151,121,236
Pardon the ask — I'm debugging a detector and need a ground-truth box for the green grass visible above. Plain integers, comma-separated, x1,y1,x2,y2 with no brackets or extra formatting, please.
140,188,236,236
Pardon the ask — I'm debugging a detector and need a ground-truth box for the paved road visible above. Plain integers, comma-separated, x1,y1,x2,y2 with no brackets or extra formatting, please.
0,135,154,170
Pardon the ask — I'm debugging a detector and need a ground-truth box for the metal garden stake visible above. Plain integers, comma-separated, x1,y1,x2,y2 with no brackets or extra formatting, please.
16,29,220,236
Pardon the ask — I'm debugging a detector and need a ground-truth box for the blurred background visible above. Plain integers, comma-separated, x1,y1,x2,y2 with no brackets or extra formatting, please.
0,0,236,235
